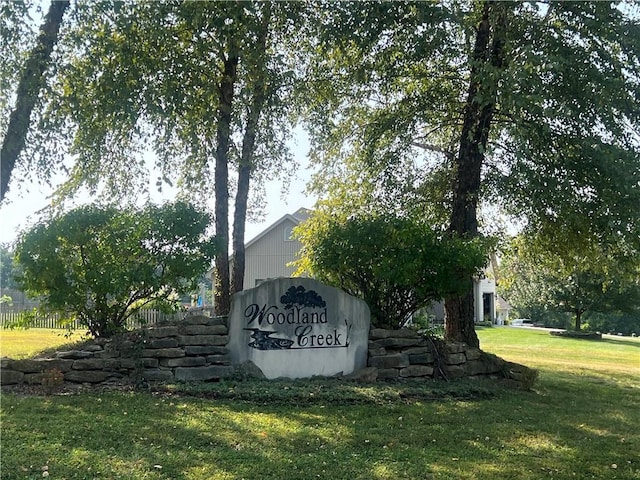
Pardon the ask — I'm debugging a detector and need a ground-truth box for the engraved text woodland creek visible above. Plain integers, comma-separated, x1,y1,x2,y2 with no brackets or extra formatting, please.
244,303,349,350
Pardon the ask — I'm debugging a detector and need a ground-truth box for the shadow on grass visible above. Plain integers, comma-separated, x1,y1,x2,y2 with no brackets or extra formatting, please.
600,336,640,349
158,377,502,406
2,371,638,480
546,333,640,351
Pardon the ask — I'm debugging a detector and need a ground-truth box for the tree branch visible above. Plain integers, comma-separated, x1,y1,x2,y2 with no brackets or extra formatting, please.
1,1,70,201
410,141,455,159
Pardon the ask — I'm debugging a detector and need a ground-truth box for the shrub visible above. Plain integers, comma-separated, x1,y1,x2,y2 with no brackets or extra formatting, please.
295,213,489,328
14,202,217,337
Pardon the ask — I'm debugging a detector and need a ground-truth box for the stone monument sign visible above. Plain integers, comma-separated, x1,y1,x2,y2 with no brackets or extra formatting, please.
228,278,370,379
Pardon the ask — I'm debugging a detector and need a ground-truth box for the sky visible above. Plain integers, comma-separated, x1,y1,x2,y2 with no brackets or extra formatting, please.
0,131,317,247
0,1,320,249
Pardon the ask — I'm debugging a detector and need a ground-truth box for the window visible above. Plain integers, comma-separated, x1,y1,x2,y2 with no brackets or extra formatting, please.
284,225,295,241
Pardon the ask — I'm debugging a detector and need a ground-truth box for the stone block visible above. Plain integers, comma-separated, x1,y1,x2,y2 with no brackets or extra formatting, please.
206,317,228,327
178,335,229,346
93,349,120,359
24,373,45,385
141,348,185,358
11,359,45,373
120,358,158,369
463,360,488,376
399,365,434,377
376,368,400,380
149,338,179,349
182,315,212,325
480,353,505,374
65,370,111,383
373,337,427,349
408,353,433,365
174,365,234,382
369,328,418,340
142,369,175,382
402,346,431,355
232,360,266,380
465,347,482,361
0,358,11,368
442,365,465,379
72,358,110,370
368,353,409,369
160,356,206,368
57,350,93,360
83,344,103,353
180,324,228,336
205,354,231,365
445,353,466,365
185,346,229,356
115,341,138,353
445,342,467,354
39,359,74,372
146,326,179,338
1,369,24,385
368,345,386,356
344,367,378,383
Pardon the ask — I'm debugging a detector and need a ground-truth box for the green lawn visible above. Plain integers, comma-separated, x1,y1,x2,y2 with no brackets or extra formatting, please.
0,328,85,359
1,327,638,480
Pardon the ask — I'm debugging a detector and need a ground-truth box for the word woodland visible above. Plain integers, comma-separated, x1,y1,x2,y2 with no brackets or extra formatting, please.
245,303,328,327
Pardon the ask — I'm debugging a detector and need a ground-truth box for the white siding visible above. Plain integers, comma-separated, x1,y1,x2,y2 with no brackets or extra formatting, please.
244,218,303,288
473,277,496,323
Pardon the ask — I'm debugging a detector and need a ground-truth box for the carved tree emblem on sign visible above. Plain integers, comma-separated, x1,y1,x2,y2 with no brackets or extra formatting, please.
280,285,326,309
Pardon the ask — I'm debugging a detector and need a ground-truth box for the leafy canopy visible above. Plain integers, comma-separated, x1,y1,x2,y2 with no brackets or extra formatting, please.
295,212,489,329
0,244,20,290
500,236,640,332
14,201,217,337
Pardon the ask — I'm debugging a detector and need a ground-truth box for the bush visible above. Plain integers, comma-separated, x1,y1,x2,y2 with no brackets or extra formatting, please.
14,202,217,337
295,213,489,328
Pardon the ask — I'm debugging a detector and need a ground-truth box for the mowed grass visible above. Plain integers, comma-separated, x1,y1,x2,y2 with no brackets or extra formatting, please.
0,328,86,359
1,327,638,480
478,327,640,381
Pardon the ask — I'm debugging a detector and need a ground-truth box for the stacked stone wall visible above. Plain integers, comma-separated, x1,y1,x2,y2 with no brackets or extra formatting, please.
0,315,233,387
366,328,529,384
1,317,535,389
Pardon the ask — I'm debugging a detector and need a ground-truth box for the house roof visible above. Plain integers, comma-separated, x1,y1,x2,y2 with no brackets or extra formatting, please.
245,213,299,249
291,207,312,222
496,296,512,311
244,207,311,248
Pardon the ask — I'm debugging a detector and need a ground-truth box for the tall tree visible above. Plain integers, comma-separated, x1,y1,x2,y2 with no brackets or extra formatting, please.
2,2,302,314
0,245,19,290
1,0,69,201
501,236,640,332
444,2,509,347
231,2,271,295
301,1,640,346
213,39,238,316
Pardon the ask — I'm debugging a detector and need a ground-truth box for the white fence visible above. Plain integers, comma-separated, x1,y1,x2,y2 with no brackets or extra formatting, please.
0,307,185,330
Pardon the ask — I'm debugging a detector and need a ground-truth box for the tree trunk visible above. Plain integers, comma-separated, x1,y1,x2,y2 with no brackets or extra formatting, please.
231,6,270,295
231,164,250,295
213,52,239,316
444,2,508,348
574,310,582,331
1,0,69,201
